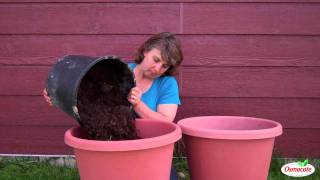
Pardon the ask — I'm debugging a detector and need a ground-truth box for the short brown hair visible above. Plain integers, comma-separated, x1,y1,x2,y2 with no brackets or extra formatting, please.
134,32,183,76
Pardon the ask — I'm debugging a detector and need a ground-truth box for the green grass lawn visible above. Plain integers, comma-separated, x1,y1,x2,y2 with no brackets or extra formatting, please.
174,157,319,180
0,157,318,180
0,158,79,180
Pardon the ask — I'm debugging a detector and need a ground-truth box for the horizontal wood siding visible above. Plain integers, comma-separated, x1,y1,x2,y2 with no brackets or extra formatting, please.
183,3,320,35
1,66,320,97
0,96,76,126
1,35,320,66
181,67,320,97
0,1,319,157
0,126,73,154
0,3,180,34
182,35,320,67
176,98,320,129
1,96,320,128
1,126,318,157
2,0,320,3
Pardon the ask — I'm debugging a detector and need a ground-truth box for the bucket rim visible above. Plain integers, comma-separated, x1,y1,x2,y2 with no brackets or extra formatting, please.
72,55,132,121
177,116,283,140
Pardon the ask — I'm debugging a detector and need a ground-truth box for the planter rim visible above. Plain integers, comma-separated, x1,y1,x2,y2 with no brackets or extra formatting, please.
64,119,181,151
177,116,282,140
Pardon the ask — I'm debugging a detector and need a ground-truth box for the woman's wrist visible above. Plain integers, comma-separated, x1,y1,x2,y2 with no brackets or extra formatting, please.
133,100,142,108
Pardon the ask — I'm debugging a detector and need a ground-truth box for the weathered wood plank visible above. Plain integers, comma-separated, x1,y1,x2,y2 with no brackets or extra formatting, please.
0,3,180,34
1,66,319,98
0,126,73,154
182,35,320,66
0,96,77,126
184,3,320,35
176,97,320,128
181,66,320,98
1,0,320,3
0,66,50,95
0,35,148,65
275,128,320,157
0,126,318,156
1,96,320,128
3,3,319,35
1,35,320,66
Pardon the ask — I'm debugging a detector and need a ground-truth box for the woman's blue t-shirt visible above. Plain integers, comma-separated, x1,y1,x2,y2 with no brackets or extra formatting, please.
128,63,181,111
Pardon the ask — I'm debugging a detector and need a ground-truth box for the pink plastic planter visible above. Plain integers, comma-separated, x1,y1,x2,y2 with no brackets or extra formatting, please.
178,116,282,180
65,119,181,180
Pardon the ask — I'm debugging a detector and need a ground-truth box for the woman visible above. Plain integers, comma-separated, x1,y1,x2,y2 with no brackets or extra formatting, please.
44,32,183,121
43,32,183,180
127,32,182,122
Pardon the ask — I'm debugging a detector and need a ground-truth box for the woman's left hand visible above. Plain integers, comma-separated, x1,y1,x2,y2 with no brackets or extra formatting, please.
128,87,142,106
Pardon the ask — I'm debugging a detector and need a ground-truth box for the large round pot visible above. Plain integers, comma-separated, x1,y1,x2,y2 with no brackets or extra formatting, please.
178,116,282,180
65,119,182,180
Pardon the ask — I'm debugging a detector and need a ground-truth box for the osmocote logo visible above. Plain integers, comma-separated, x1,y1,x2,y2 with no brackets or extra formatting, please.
281,159,315,177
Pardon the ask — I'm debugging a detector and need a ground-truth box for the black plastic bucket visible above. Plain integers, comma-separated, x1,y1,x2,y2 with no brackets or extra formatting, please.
46,55,135,124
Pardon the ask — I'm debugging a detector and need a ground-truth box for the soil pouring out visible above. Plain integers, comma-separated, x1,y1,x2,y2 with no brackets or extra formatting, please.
77,60,139,140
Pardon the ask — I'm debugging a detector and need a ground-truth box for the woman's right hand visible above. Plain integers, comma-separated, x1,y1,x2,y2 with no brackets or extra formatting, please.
128,87,142,107
42,88,53,106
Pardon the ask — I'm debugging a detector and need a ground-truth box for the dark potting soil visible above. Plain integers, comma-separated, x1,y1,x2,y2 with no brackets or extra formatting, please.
77,60,139,141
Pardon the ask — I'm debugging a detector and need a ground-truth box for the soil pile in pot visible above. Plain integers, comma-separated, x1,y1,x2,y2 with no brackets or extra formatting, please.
77,61,139,140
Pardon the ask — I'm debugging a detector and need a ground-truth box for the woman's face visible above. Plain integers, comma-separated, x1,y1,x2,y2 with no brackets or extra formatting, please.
140,48,169,79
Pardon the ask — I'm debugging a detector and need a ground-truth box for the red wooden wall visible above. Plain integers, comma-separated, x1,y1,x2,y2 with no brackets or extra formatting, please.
0,0,319,157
